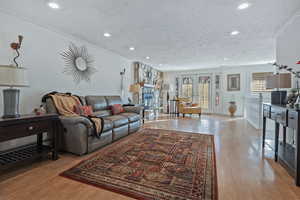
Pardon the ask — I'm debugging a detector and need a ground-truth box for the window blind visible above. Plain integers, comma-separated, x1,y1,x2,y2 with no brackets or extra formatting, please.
251,72,273,92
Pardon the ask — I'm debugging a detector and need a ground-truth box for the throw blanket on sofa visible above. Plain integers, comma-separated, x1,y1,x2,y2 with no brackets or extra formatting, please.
46,93,103,137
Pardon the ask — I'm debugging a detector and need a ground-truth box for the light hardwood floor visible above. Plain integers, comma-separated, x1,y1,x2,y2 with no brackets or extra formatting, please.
1,115,300,200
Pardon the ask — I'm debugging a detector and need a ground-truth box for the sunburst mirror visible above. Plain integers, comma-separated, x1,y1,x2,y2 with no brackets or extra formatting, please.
61,43,97,84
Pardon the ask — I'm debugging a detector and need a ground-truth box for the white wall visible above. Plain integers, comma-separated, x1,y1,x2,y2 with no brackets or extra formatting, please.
0,11,133,116
276,11,300,143
0,12,134,151
276,13,300,100
276,12,300,84
164,64,273,116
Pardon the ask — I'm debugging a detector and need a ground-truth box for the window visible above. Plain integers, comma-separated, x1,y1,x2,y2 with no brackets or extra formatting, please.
198,76,210,109
251,72,273,92
182,77,193,98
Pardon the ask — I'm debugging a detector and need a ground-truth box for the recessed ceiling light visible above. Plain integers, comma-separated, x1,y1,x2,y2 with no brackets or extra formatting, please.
47,1,60,9
146,56,150,60
129,47,135,51
238,2,251,10
231,30,240,36
103,33,111,37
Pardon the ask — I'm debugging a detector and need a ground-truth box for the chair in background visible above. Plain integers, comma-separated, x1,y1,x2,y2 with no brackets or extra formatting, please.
177,97,201,118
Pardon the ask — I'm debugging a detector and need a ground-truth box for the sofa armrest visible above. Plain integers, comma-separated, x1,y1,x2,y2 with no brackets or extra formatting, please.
58,116,94,155
123,105,144,115
59,116,93,128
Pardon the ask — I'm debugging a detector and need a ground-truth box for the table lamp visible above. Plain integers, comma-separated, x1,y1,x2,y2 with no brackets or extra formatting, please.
0,65,29,118
266,73,291,105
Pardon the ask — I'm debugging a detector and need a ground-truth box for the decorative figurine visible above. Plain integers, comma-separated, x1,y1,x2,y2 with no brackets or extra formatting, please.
10,35,23,67
33,105,46,115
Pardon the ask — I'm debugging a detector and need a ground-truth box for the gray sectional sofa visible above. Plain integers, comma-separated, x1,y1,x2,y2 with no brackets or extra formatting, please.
45,95,143,155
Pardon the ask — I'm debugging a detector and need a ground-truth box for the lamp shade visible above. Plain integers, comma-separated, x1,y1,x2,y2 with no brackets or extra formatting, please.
129,83,140,93
266,73,291,89
0,65,29,87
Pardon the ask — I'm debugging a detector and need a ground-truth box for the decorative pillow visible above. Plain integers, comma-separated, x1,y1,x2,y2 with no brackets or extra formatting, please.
82,106,94,116
74,104,94,116
111,104,125,115
183,102,192,107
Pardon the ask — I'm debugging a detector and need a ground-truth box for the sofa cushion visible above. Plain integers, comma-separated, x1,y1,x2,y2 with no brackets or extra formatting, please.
123,105,143,115
111,104,125,115
120,113,140,122
88,130,112,153
128,120,141,134
74,105,93,116
87,119,112,136
102,119,113,132
105,96,123,107
93,110,112,117
85,96,108,111
103,115,129,128
112,126,128,141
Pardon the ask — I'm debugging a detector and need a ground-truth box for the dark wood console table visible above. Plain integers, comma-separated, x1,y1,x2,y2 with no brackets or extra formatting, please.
262,103,300,186
0,114,61,171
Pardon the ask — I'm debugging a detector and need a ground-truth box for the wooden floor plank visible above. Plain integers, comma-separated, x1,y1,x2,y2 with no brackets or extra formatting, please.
1,115,300,200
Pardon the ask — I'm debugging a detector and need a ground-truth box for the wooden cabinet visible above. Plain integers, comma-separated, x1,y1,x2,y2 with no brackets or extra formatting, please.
262,103,300,186
0,114,61,171
274,107,288,126
0,121,51,142
288,111,299,129
263,104,271,118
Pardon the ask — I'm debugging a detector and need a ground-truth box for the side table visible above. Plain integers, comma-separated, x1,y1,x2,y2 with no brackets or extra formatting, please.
0,114,61,171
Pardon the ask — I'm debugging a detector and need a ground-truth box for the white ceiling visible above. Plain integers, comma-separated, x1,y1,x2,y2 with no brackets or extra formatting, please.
1,0,300,71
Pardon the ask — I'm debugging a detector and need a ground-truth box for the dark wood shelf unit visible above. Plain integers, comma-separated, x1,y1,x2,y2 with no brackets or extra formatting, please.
278,142,296,177
262,103,300,186
0,144,51,171
0,114,61,172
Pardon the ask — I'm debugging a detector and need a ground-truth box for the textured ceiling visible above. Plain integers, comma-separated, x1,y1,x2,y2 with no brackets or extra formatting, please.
1,0,300,71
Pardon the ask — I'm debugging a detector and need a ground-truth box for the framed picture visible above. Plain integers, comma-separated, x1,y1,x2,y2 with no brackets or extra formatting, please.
227,74,240,91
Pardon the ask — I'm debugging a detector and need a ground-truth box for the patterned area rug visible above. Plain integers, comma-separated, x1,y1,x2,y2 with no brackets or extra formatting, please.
61,128,217,200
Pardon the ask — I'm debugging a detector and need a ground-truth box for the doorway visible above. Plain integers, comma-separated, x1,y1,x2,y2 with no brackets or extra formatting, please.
197,76,211,113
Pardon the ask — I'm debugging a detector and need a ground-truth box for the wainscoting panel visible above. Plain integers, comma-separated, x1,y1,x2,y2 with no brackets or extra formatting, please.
244,95,263,129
